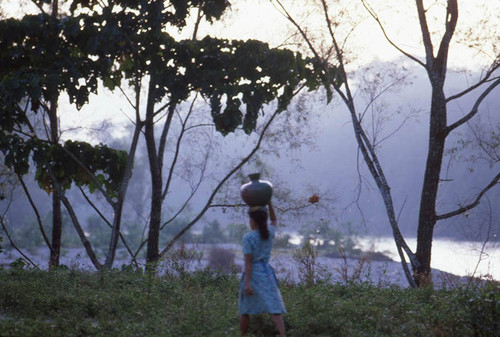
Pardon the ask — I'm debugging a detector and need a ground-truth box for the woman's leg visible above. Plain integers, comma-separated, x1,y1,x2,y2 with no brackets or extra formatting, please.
239,314,250,336
271,314,286,337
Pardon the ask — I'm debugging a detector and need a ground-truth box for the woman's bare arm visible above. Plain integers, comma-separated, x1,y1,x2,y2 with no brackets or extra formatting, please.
244,254,253,295
269,201,277,227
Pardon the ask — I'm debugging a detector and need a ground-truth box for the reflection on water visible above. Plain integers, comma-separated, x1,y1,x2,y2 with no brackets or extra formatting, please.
357,237,500,280
288,233,499,280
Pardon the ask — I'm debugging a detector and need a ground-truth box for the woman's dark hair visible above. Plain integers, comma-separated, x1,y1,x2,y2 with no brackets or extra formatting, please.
249,209,269,240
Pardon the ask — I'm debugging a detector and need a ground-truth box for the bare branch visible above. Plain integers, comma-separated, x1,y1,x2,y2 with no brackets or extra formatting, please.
446,77,500,134
78,186,139,267
415,0,435,68
162,95,198,200
436,172,500,220
0,191,40,269
361,0,426,68
446,68,499,103
17,174,53,253
435,0,458,69
117,84,136,110
209,203,246,208
158,106,283,259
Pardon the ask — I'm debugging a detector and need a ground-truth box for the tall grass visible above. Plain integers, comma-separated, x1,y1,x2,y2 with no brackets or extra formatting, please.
0,268,498,336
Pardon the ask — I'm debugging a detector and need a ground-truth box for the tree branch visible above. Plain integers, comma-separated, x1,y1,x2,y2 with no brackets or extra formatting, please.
158,106,283,259
415,0,435,68
0,196,39,269
47,169,103,270
162,95,198,200
436,172,500,220
446,70,499,103
361,0,426,68
17,174,53,254
435,0,458,70
446,77,500,134
78,186,139,267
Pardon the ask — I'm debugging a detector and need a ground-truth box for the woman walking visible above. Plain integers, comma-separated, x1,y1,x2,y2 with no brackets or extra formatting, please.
239,201,286,337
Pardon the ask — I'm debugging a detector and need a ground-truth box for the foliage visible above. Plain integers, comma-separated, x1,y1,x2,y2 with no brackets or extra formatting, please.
3,209,85,250
63,1,329,135
207,247,239,273
292,241,330,286
0,269,498,336
34,140,128,196
300,221,362,257
8,258,30,270
201,219,227,244
226,223,248,244
160,241,203,278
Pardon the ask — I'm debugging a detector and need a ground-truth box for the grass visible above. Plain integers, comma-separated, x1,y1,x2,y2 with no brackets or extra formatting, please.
0,267,498,337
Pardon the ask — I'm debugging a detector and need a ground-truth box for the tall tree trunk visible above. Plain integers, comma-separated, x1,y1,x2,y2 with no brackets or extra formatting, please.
49,190,62,268
144,76,162,271
48,0,61,269
415,87,447,285
104,201,123,267
104,120,142,267
413,0,457,286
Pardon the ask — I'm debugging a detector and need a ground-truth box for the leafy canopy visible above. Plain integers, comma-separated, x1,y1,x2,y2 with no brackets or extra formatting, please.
0,0,338,194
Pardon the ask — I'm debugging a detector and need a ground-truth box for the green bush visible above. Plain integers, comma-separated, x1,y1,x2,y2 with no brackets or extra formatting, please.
0,269,498,336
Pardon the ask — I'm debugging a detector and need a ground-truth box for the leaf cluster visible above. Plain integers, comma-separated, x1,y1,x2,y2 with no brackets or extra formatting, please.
60,1,330,134
0,0,338,199
0,134,127,197
32,140,128,196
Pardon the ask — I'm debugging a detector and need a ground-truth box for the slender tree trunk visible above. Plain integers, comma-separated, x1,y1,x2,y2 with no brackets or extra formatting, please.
412,0,457,286
48,97,61,268
49,190,62,268
104,139,140,267
48,0,61,269
415,87,447,285
144,76,162,271
104,201,123,267
146,178,162,268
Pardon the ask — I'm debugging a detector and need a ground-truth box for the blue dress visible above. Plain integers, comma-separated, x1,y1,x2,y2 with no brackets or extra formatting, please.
238,226,286,315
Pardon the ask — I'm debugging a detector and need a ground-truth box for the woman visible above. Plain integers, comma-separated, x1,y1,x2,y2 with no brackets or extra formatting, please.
238,201,286,337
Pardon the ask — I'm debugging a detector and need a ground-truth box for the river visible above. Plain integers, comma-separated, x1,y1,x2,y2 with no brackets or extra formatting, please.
1,237,498,284
356,236,500,281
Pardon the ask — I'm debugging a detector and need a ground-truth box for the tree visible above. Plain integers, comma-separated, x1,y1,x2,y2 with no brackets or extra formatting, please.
67,0,326,271
1,0,325,271
271,0,500,286
0,0,135,270
201,219,226,244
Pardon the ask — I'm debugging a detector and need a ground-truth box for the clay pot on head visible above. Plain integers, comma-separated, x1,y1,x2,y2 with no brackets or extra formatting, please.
240,173,273,207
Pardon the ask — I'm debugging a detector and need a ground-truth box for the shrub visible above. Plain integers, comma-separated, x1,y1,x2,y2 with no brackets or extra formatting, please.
161,241,203,277
207,247,240,273
292,241,330,285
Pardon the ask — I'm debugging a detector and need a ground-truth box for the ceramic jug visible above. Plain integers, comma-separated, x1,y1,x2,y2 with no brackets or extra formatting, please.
240,173,273,206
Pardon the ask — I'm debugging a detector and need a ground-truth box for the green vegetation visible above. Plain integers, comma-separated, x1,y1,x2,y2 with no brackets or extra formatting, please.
0,268,498,336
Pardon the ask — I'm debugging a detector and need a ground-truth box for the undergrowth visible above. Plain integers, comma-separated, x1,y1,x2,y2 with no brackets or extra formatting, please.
0,268,498,336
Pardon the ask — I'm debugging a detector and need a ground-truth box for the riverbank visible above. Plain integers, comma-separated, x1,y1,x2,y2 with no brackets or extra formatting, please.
1,241,486,288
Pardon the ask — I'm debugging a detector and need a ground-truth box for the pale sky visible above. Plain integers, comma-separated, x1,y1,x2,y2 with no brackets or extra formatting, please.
3,0,496,66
